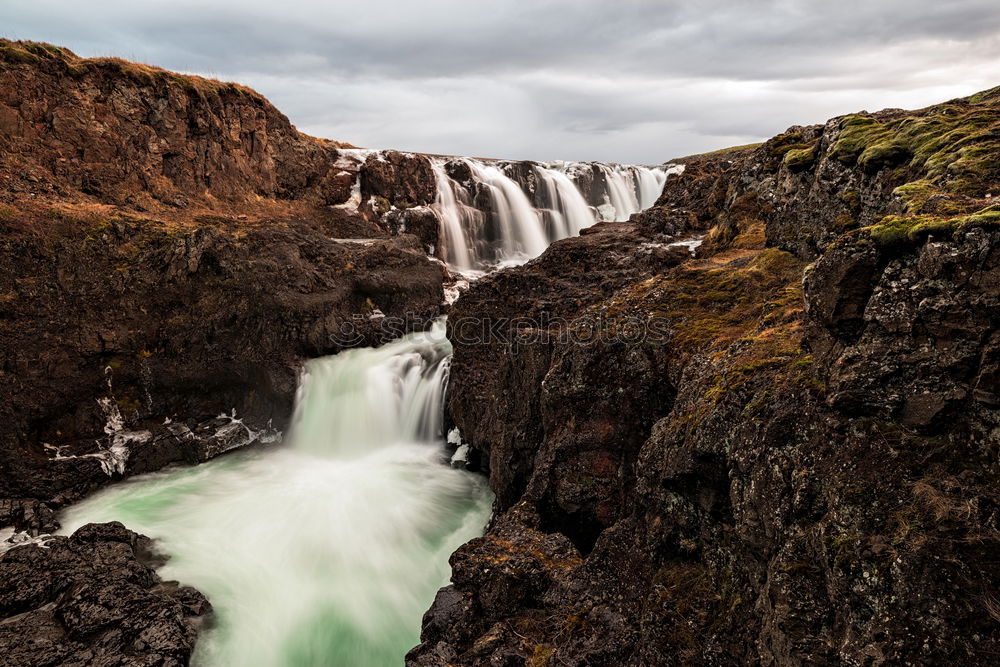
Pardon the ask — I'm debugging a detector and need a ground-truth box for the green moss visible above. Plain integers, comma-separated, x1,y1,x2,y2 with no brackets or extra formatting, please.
867,204,1000,248
0,46,41,65
857,141,912,173
969,85,1000,104
831,115,887,165
784,146,817,172
831,97,1000,195
892,179,938,213
763,133,817,172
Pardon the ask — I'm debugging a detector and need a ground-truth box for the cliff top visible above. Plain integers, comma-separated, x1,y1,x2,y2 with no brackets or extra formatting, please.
0,38,366,236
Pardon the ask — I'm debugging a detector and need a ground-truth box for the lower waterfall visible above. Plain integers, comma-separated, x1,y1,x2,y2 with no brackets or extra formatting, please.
59,321,493,666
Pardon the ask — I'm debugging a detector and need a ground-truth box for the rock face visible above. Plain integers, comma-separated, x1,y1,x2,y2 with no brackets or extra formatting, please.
0,194,446,517
412,89,1000,664
0,522,210,666
0,43,447,521
0,40,354,208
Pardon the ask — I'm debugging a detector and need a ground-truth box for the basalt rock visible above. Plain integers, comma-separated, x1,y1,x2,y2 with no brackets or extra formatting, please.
414,89,1000,665
805,224,1000,428
447,221,693,514
360,151,438,211
0,211,445,510
0,521,211,666
383,206,441,255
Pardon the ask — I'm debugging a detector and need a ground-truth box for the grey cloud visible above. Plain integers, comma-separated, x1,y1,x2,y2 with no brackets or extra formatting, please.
3,1,1000,162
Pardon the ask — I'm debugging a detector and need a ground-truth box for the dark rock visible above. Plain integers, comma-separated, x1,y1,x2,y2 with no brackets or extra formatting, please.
0,43,448,512
414,90,1000,665
0,216,445,509
359,151,437,209
382,206,441,254
805,225,1000,428
0,521,210,666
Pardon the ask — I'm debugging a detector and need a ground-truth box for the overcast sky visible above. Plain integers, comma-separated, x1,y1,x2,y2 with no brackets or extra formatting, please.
4,1,1000,164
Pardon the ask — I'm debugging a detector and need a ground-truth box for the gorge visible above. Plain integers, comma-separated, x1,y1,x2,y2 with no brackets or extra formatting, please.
1,36,999,667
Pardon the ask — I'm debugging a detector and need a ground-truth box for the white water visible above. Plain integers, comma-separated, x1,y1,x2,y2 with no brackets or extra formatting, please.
467,161,550,265
60,321,492,666
535,165,595,240
430,162,476,271
433,157,675,270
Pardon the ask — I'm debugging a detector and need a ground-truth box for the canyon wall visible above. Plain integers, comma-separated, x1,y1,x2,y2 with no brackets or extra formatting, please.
412,90,1000,665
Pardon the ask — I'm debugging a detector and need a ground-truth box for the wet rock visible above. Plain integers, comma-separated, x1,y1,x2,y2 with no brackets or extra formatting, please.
0,521,210,666
359,151,437,208
0,220,446,509
382,206,441,254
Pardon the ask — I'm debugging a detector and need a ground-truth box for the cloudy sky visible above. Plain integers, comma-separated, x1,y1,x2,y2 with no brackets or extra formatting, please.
4,1,1000,163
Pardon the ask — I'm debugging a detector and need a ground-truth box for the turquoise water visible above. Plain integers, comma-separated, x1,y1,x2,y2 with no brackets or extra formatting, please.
60,323,492,666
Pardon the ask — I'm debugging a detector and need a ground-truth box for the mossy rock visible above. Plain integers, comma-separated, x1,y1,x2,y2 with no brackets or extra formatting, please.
892,180,939,214
831,95,1000,196
0,46,42,65
831,116,885,165
763,133,815,171
866,204,1000,249
857,142,912,173
784,147,817,172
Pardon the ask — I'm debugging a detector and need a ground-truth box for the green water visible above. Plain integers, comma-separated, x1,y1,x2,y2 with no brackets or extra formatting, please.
60,323,493,666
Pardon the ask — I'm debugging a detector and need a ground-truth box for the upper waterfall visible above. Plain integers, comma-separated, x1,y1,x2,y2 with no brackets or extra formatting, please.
431,158,678,271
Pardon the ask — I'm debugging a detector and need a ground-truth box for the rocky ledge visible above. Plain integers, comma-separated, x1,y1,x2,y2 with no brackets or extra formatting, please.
0,522,210,666
411,89,1000,664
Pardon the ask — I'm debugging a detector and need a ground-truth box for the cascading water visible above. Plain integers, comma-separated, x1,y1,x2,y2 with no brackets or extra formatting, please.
466,161,550,265
433,157,678,271
60,321,493,667
534,165,595,240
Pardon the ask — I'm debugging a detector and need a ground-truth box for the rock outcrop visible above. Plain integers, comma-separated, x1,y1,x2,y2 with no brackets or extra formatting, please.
0,38,453,665
0,521,210,666
412,89,1000,665
0,40,355,209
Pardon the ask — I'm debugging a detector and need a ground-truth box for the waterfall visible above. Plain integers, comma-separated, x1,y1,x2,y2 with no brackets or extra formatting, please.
466,161,550,264
291,323,452,457
59,320,492,667
430,163,476,271
431,157,676,271
534,165,595,238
